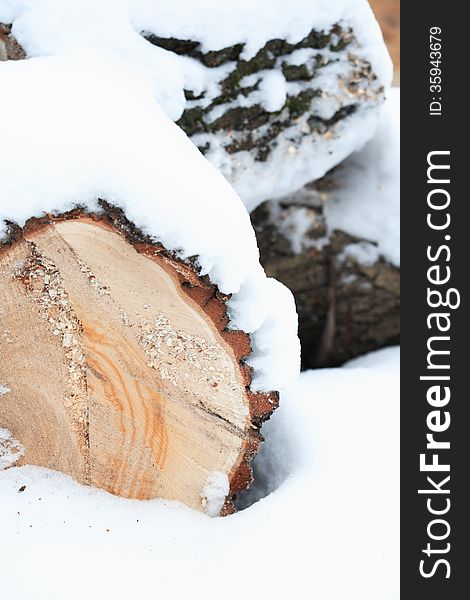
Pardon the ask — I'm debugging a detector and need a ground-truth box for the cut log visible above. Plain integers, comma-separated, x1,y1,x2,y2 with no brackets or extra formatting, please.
0,209,277,515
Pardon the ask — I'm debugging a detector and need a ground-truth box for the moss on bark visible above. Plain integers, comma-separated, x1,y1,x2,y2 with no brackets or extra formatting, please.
144,24,377,162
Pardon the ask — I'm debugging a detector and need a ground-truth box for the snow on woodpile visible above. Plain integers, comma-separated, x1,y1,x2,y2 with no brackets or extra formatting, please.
0,52,300,392
0,347,399,599
134,0,394,210
247,89,399,366
0,427,24,470
325,87,400,266
262,87,400,266
0,0,392,210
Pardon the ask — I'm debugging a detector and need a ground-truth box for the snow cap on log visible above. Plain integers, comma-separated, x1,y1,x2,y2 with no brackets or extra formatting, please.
0,0,392,210
0,48,300,513
0,52,300,394
250,89,400,367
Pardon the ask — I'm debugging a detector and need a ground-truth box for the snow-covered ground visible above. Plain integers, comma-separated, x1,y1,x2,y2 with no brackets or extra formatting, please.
0,347,399,600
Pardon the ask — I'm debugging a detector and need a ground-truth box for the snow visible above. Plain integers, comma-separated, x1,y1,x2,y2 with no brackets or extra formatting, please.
0,53,300,392
207,68,287,119
203,100,383,212
0,0,392,208
190,44,390,211
269,202,326,254
269,87,400,266
325,87,400,266
228,273,300,391
200,471,229,518
257,70,287,113
345,345,399,370
0,347,399,599
1,0,391,88
131,0,392,82
339,241,381,266
0,427,24,470
0,385,11,395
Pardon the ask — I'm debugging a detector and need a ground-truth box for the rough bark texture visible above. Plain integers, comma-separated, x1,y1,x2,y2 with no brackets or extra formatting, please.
1,18,398,369
0,23,26,61
0,206,278,515
2,21,385,168
251,191,400,369
145,24,384,163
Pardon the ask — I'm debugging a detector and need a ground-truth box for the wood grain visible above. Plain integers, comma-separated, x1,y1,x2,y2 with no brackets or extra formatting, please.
0,215,276,513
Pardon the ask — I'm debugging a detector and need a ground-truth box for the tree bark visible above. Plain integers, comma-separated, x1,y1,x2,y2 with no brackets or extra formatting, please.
0,208,277,515
0,23,25,61
1,20,386,207
145,24,385,204
251,197,400,369
0,18,397,368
